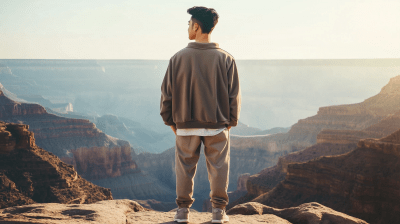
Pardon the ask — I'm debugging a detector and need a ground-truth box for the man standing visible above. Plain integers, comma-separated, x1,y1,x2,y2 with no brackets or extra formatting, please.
160,6,241,223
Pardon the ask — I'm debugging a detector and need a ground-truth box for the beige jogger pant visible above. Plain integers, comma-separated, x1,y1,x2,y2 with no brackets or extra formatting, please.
175,129,230,209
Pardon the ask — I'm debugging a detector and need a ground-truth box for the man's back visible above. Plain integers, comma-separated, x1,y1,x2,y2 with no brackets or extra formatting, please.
160,42,241,130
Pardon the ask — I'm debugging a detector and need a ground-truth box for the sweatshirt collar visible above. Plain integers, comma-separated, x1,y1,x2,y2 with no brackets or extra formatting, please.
187,42,219,50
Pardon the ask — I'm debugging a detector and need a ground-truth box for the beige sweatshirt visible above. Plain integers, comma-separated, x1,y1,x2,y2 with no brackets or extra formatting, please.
160,42,241,129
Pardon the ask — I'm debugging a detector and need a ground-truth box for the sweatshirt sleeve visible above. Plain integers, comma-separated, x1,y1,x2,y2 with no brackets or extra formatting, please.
160,58,175,126
227,59,241,127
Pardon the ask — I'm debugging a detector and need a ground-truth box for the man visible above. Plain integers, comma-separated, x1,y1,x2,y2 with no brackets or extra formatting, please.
160,6,241,223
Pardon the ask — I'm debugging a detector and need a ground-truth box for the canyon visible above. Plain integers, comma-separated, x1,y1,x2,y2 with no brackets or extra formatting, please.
137,75,400,211
0,87,176,205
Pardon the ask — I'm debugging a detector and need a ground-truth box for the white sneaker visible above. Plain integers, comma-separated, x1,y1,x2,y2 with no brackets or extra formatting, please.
212,207,229,223
174,207,189,223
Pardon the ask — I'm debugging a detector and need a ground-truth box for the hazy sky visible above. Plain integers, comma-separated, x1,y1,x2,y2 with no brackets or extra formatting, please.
1,0,399,59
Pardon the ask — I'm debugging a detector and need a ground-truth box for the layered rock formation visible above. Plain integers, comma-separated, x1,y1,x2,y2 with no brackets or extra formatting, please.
236,75,400,157
62,145,139,181
0,121,112,209
287,75,400,144
0,89,129,157
229,109,400,211
228,77,400,210
317,110,400,144
252,128,400,224
60,146,176,204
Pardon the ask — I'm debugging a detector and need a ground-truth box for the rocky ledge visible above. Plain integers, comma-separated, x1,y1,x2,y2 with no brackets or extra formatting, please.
0,200,367,224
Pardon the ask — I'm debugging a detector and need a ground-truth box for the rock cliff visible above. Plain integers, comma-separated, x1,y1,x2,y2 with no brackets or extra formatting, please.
253,128,400,224
274,75,400,151
0,89,129,157
61,145,139,181
230,109,400,210
0,121,112,209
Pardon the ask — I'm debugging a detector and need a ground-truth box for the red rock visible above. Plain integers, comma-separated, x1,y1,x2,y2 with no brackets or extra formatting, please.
0,121,112,209
253,128,400,224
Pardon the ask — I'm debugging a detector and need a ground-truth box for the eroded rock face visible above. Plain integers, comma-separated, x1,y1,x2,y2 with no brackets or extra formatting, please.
253,128,400,224
230,108,400,211
62,145,139,181
227,202,367,224
282,75,400,150
60,146,176,204
0,90,129,157
317,110,400,145
0,121,112,209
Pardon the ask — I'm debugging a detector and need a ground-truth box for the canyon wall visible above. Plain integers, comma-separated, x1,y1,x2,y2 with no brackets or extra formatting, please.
0,121,112,209
61,145,139,181
252,128,400,224
279,75,400,149
229,109,400,210
61,145,176,204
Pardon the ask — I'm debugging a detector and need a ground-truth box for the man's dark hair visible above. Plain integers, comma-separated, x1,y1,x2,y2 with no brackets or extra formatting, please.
187,6,219,34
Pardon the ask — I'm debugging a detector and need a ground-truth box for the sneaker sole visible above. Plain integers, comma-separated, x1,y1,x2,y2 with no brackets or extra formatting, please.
212,220,229,223
174,218,189,223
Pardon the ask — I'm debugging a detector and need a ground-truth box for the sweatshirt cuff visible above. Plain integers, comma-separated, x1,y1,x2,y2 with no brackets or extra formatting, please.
228,120,238,127
164,121,176,126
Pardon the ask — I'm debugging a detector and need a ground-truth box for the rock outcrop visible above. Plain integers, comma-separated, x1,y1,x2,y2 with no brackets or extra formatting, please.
252,128,400,224
0,89,129,157
0,199,367,224
227,202,367,224
0,121,112,209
